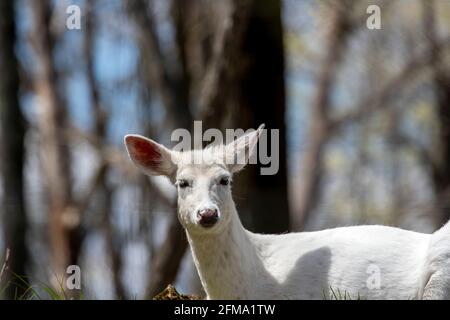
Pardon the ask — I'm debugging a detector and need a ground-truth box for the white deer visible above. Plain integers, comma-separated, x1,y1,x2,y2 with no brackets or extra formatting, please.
124,125,450,299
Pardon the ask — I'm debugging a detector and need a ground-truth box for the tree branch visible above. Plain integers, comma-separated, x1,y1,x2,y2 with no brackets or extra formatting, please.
0,249,11,287
30,1,79,293
197,0,252,127
330,35,450,132
64,125,174,209
127,0,192,128
294,2,354,230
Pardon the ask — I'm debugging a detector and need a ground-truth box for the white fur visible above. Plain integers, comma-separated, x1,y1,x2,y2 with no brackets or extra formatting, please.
124,127,450,300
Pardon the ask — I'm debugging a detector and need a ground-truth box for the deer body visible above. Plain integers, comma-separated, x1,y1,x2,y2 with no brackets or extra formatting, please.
125,126,450,299
186,200,444,299
188,217,432,299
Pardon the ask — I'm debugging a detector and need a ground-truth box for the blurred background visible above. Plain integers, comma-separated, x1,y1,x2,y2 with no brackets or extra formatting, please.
1,0,450,299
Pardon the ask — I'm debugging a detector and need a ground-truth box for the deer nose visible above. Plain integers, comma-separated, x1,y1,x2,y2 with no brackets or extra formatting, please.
196,208,219,228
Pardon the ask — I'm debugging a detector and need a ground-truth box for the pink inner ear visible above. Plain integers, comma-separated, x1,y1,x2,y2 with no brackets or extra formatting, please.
128,137,162,168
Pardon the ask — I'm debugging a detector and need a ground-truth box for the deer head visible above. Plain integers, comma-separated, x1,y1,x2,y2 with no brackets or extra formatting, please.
124,125,264,235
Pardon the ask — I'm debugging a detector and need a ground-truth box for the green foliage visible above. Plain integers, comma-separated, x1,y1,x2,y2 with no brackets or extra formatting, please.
323,286,364,300
1,273,84,300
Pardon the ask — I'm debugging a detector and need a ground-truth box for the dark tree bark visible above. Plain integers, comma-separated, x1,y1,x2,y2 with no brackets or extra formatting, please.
422,0,450,226
0,0,28,299
231,0,290,233
187,0,289,234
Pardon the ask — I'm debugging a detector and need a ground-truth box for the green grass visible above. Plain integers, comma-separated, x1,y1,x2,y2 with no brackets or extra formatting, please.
323,286,364,300
1,273,84,300
2,275,362,300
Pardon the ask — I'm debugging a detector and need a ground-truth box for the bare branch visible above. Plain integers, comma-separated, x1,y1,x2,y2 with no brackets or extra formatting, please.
145,216,187,298
392,132,436,174
30,1,79,293
75,161,108,215
197,0,252,126
64,125,174,209
0,249,11,286
294,3,355,230
129,0,194,129
330,36,450,131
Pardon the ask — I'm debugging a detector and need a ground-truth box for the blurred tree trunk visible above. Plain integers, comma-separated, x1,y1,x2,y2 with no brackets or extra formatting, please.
127,0,192,298
0,0,28,299
192,0,289,233
293,3,353,230
423,0,450,227
30,1,80,297
231,0,290,233
84,2,126,299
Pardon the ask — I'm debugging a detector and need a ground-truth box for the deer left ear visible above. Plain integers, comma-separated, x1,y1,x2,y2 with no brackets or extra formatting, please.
225,124,264,173
124,134,177,178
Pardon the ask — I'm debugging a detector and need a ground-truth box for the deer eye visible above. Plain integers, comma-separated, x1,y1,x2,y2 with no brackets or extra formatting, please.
177,180,190,189
219,177,230,186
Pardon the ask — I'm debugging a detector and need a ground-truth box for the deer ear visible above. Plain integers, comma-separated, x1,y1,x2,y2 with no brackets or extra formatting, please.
225,124,264,173
124,134,177,177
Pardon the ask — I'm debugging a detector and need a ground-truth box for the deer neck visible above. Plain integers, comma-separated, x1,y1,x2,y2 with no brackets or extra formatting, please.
186,206,261,299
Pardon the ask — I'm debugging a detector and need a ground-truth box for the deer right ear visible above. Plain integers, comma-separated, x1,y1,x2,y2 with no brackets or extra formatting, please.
124,134,177,177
